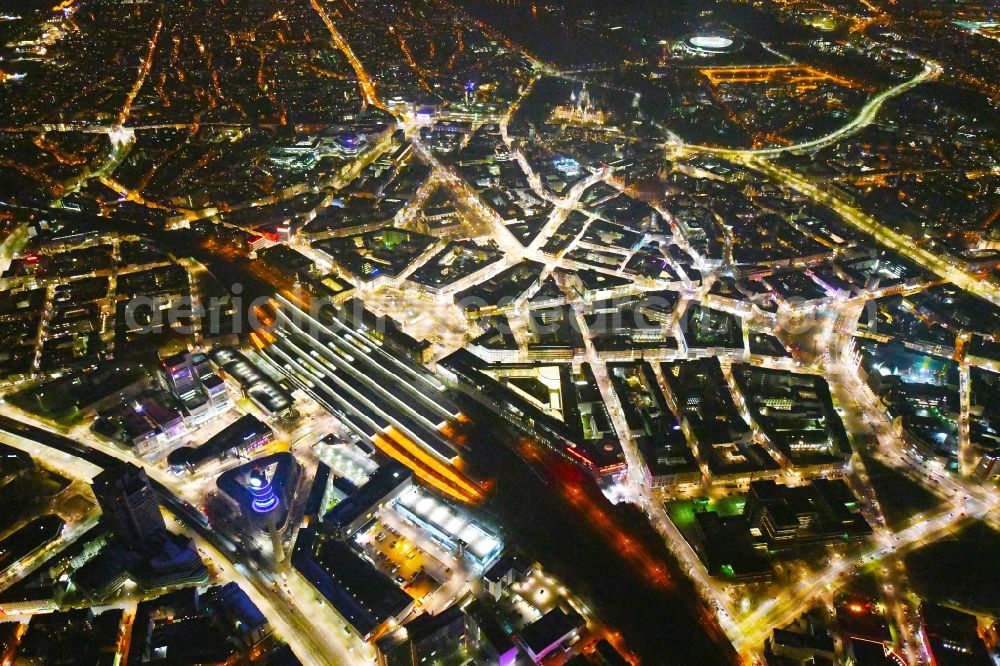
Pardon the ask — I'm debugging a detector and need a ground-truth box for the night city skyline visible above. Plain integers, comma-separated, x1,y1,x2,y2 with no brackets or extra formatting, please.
0,0,999,664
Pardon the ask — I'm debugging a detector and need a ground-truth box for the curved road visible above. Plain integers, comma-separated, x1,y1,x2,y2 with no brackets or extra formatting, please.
676,60,941,158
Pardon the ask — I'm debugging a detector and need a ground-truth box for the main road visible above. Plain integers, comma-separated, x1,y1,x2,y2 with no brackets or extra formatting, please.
670,53,1000,307
0,413,375,666
677,59,941,158
744,157,1000,307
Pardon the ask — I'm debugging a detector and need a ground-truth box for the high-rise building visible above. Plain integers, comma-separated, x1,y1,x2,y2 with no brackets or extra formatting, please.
159,352,233,425
249,467,279,514
249,466,284,562
91,463,166,548
161,352,198,395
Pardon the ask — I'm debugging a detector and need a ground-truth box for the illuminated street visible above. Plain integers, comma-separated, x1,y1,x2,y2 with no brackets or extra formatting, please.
2,0,1000,663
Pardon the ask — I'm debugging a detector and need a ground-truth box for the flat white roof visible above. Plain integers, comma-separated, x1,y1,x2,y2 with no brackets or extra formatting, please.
396,486,501,561
689,35,734,49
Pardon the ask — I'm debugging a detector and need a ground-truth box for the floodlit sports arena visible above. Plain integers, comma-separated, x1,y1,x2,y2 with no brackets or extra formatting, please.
680,32,743,55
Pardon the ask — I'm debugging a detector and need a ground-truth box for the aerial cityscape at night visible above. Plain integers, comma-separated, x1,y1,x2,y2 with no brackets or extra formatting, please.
1,0,1000,663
